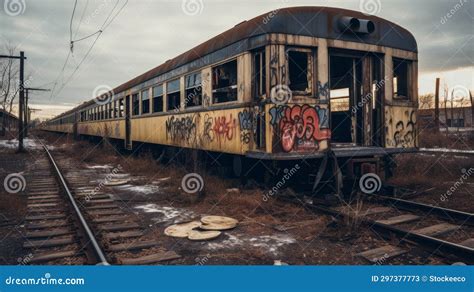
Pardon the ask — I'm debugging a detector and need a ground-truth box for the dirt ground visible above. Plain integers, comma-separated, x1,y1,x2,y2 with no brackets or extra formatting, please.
1,132,470,265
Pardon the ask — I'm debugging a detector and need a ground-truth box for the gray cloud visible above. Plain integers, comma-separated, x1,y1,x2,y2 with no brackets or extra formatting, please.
0,0,472,110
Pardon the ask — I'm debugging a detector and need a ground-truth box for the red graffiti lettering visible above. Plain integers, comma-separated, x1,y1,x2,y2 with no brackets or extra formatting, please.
279,105,330,152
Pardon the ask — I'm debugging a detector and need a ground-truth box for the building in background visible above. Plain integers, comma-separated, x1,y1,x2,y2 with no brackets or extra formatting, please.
0,109,19,137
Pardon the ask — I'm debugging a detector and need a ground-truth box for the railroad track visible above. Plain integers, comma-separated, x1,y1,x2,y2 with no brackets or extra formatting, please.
289,195,474,264
22,143,180,265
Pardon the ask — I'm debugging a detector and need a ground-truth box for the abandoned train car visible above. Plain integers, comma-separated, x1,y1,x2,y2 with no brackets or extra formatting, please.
41,6,418,193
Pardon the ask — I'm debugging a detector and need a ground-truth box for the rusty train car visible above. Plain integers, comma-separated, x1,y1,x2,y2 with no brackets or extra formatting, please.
41,7,418,196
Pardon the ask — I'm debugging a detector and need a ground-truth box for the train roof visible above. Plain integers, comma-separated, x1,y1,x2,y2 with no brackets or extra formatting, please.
53,6,417,119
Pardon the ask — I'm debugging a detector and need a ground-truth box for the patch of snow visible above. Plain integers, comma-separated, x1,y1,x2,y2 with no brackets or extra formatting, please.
206,233,296,256
86,164,114,169
114,184,160,195
0,138,47,150
135,204,195,224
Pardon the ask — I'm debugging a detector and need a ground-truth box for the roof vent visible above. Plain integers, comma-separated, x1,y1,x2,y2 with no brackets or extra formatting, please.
337,16,375,34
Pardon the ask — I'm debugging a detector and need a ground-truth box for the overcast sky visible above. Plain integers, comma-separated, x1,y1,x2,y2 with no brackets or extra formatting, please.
0,0,472,119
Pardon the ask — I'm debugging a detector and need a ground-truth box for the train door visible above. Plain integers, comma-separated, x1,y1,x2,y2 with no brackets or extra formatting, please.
125,95,132,150
252,49,266,150
329,52,382,146
329,54,363,145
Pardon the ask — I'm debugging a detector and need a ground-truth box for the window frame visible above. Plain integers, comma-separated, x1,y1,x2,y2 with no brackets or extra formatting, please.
392,57,412,101
166,78,181,111
185,72,203,108
132,93,140,116
286,47,314,96
211,59,238,104
152,84,164,113
141,89,150,115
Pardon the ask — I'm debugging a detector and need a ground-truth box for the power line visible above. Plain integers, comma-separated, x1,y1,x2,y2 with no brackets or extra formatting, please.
73,0,89,40
69,0,78,49
51,0,128,100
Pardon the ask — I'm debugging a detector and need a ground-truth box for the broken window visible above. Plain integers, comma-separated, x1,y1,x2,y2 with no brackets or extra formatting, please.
393,58,411,100
119,99,124,117
132,93,140,116
141,89,150,114
212,60,238,103
288,50,311,93
167,79,181,111
253,50,266,98
152,85,164,113
185,72,202,107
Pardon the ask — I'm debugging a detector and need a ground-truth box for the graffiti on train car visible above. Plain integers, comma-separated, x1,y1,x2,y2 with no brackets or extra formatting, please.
391,110,416,148
238,109,255,144
203,114,214,143
213,114,237,144
317,81,329,100
270,104,331,152
165,115,198,143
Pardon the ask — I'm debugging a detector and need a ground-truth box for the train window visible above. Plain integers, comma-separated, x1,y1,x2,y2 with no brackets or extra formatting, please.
288,50,312,93
152,85,164,113
141,89,150,114
109,102,114,118
185,72,202,107
253,50,266,98
167,79,181,111
393,58,411,100
119,99,124,117
132,93,140,115
212,60,238,103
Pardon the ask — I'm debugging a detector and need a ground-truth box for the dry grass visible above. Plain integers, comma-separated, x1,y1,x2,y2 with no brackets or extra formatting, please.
419,129,474,149
389,153,474,188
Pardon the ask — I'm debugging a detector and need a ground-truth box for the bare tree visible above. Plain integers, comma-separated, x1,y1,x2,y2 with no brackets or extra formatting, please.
419,93,434,109
0,44,20,136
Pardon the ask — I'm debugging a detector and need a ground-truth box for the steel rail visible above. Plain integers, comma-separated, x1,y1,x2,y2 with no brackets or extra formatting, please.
282,196,474,264
373,195,473,226
42,143,109,265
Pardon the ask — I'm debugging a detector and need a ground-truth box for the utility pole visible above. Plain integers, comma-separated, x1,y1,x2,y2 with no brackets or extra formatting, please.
434,78,440,131
24,87,50,137
0,51,26,152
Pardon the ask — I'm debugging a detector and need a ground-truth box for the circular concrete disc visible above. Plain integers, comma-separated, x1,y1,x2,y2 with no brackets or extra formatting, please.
200,222,237,231
164,221,201,238
187,230,221,241
104,179,128,186
201,216,238,226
